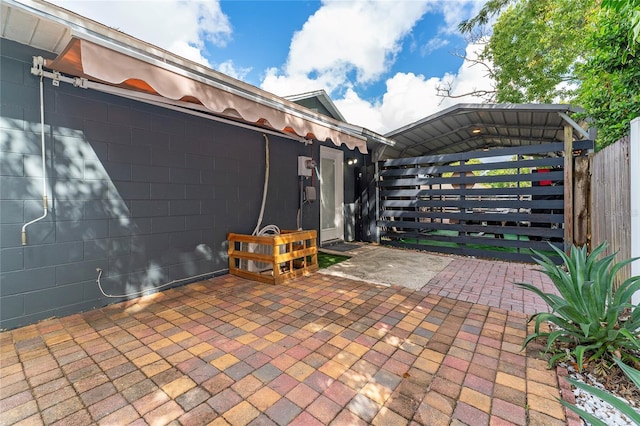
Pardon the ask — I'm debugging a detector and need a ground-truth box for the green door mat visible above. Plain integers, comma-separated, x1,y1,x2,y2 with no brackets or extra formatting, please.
317,252,350,269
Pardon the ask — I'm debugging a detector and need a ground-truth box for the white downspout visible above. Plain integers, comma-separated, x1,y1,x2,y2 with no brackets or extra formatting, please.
21,58,49,245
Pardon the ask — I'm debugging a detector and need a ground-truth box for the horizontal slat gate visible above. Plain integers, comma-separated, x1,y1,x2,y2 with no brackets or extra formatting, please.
377,141,592,263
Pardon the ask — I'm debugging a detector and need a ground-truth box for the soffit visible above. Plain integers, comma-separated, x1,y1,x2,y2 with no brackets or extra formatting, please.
1,1,71,53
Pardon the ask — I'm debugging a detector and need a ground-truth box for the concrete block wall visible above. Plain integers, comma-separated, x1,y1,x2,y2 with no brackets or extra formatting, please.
0,39,307,330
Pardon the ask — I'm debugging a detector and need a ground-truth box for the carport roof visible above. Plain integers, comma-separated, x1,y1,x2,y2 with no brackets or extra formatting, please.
382,103,590,159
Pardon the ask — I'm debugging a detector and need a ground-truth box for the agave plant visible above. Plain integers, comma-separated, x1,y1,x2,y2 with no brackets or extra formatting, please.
517,242,640,370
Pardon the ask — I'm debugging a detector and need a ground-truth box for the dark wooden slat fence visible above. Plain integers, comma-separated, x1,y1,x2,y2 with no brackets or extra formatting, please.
378,141,593,263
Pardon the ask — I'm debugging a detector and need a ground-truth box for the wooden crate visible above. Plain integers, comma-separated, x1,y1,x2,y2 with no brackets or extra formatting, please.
228,230,318,285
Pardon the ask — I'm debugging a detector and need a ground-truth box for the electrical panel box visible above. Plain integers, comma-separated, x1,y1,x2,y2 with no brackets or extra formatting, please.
305,186,316,202
298,156,314,177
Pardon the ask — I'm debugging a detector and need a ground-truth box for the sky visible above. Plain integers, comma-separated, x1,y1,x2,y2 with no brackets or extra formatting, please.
48,0,494,135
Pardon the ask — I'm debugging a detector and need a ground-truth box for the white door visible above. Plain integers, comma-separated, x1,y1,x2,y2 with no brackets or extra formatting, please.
319,146,344,244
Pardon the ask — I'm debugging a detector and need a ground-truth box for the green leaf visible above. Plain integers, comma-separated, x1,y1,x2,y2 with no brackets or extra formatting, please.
514,282,561,308
546,330,570,351
558,397,609,426
614,276,640,306
566,377,640,424
579,322,593,339
548,351,570,368
617,329,640,349
534,313,577,335
614,357,640,389
522,333,542,350
520,240,640,369
555,304,589,326
574,344,601,370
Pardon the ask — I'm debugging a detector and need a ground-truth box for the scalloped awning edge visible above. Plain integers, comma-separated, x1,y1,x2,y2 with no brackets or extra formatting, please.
46,38,368,153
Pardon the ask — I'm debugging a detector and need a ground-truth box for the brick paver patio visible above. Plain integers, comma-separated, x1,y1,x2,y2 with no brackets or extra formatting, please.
419,256,558,315
0,254,570,425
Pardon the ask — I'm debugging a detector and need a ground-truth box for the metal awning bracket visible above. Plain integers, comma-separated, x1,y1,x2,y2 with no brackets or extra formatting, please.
30,56,44,76
558,111,589,140
73,77,87,89
32,56,88,89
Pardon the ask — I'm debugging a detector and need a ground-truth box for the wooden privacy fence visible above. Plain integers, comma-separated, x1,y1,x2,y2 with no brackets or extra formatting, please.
377,141,592,263
590,136,631,287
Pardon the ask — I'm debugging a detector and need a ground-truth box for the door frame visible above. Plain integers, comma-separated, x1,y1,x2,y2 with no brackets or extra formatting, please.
319,146,344,244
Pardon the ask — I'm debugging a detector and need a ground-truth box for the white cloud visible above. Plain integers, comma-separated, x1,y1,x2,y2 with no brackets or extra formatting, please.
262,0,433,96
335,42,494,134
262,66,349,97
216,60,252,81
438,0,484,34
48,0,231,66
421,37,450,56
48,0,493,136
335,88,383,127
261,0,493,134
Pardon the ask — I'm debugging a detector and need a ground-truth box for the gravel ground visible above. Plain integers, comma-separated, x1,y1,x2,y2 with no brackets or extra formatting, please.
567,364,640,426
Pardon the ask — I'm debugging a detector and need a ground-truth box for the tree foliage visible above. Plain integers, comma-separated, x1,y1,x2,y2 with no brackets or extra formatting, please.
482,167,531,189
486,0,592,103
601,0,640,47
456,0,640,149
458,0,512,34
576,7,640,147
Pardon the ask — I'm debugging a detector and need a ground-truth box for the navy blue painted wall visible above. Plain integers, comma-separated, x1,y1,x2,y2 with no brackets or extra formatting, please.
0,39,325,330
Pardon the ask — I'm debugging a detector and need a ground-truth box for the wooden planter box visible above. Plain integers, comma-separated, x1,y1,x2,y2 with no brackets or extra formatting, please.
228,230,318,285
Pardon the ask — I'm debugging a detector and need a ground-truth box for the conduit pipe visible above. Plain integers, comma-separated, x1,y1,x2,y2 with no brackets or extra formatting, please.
252,134,270,236
21,59,49,245
95,268,228,298
297,176,304,230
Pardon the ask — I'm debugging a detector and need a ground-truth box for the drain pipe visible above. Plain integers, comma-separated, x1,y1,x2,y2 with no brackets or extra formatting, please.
21,58,48,245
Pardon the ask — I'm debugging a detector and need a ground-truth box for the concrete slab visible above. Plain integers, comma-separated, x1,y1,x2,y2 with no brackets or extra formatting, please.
318,244,452,290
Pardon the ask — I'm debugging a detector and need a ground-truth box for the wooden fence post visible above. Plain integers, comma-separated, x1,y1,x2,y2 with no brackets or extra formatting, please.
573,156,590,248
